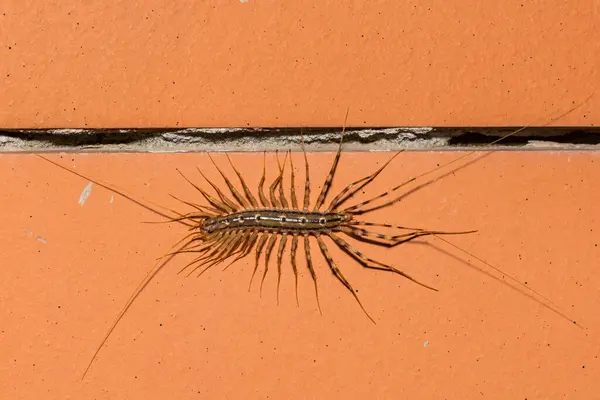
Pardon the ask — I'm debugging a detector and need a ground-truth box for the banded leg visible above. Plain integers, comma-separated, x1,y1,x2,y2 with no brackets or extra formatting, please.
340,225,475,247
269,151,288,208
315,235,375,323
328,232,438,291
249,233,269,291
166,237,215,261
313,109,349,211
276,233,288,304
258,152,270,207
290,234,300,306
226,154,259,208
168,193,221,216
176,168,231,214
176,235,227,275
301,135,311,211
344,174,445,215
196,166,238,212
327,151,402,211
223,231,259,270
208,154,250,208
187,233,242,277
158,230,212,259
182,232,234,276
276,151,290,209
289,151,299,210
304,235,321,313
195,234,247,277
261,234,278,296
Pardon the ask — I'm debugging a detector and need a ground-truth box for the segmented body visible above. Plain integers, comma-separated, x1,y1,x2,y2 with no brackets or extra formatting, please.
203,209,352,233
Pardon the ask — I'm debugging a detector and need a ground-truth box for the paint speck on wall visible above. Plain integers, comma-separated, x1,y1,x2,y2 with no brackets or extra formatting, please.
424,340,429,347
37,236,47,244
110,195,114,204
78,182,93,206
240,0,248,3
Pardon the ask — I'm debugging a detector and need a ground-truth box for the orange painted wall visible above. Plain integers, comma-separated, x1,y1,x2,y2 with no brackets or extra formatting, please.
1,0,597,128
2,151,600,398
1,2,599,399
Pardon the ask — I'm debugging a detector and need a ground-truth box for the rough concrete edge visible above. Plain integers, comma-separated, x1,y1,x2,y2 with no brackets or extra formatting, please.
1,126,600,153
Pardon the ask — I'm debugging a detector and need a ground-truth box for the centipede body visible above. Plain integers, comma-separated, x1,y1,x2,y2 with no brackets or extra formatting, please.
35,104,589,378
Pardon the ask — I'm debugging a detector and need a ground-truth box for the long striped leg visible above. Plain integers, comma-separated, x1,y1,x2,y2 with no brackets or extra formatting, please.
249,233,269,291
196,166,239,212
276,151,290,209
166,237,214,260
350,222,477,243
186,234,241,277
289,152,299,210
276,233,288,305
344,174,443,215
260,234,278,296
313,109,349,211
158,230,211,259
168,193,221,216
340,225,475,247
139,196,200,228
80,239,193,379
290,234,300,306
223,231,259,271
195,235,247,278
342,95,594,215
258,152,270,207
269,151,288,208
315,235,375,323
176,168,231,214
208,154,250,208
221,231,252,271
301,135,311,211
327,151,402,211
343,151,490,216
304,235,321,314
328,232,438,291
177,235,228,275
226,154,259,208
183,233,233,276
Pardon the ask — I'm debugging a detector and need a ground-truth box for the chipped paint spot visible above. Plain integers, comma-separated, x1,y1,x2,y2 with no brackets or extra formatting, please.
424,340,429,347
37,236,47,244
78,182,93,206
110,195,114,204
240,0,248,3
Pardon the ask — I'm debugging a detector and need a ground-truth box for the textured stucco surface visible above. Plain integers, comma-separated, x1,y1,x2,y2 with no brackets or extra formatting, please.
1,1,598,128
1,1,599,399
2,150,599,399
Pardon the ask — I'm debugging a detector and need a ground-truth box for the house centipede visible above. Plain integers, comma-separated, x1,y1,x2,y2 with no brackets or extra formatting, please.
36,99,591,379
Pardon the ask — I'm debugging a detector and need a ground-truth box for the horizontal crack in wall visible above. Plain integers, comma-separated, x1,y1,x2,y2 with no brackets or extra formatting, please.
1,127,599,152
